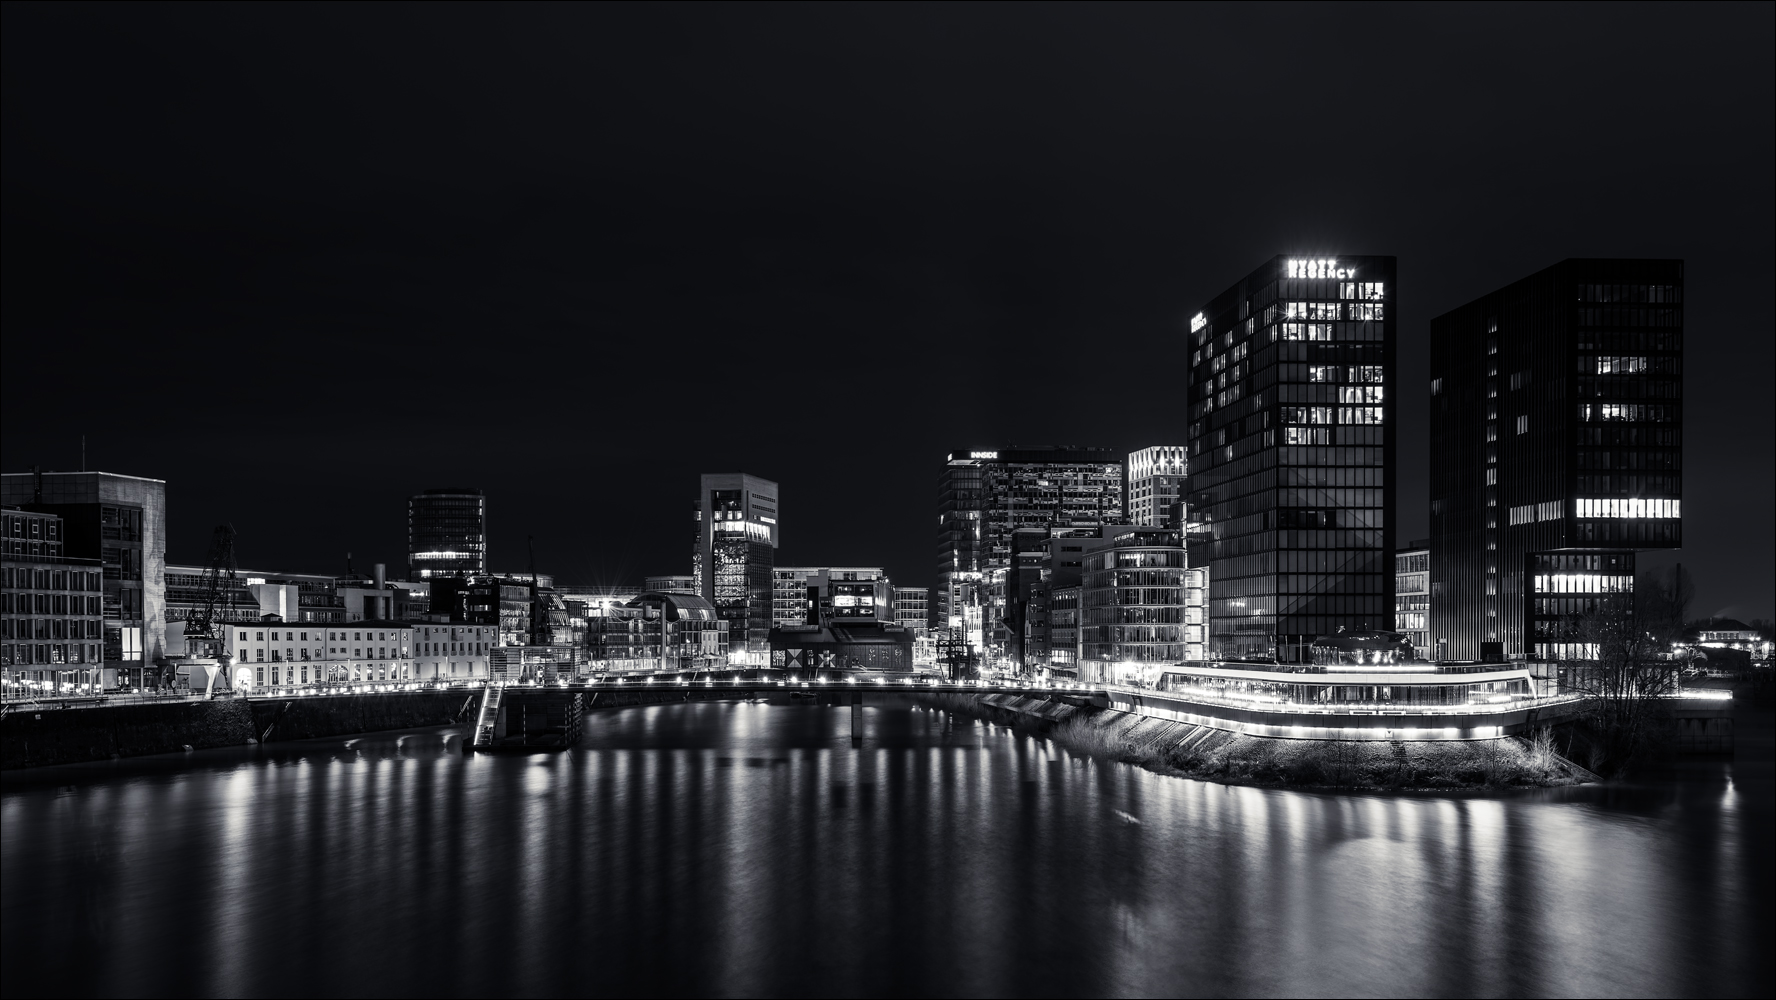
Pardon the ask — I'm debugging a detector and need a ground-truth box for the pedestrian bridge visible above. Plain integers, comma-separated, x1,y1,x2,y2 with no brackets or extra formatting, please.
459,667,1609,752
465,671,1107,750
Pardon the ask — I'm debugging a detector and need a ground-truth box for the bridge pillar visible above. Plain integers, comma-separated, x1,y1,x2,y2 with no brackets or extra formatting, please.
851,689,863,742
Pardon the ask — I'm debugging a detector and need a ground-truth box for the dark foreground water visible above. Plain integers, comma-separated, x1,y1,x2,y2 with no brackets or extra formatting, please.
3,700,1771,998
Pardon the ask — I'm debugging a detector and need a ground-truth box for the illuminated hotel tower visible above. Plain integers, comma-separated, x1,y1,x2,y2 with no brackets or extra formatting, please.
1429,259,1683,662
1185,255,1397,664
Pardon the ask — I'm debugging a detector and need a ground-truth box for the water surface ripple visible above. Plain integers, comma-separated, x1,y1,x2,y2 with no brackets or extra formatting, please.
3,701,1769,997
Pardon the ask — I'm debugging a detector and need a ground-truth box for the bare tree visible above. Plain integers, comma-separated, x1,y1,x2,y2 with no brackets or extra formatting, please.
1564,564,1692,774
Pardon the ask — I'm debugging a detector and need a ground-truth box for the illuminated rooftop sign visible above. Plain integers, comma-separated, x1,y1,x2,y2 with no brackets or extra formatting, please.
1189,312,1207,333
1287,258,1356,280
969,451,998,459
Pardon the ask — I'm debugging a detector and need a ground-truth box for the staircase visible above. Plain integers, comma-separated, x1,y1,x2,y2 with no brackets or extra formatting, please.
472,685,503,749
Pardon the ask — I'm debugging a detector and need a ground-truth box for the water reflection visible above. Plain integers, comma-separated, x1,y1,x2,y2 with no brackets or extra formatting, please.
2,702,1769,997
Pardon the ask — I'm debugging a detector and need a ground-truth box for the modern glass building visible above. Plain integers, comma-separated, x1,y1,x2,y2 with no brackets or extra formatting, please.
696,473,779,659
936,447,1124,669
1079,526,1187,684
1428,259,1682,662
1185,255,1397,664
407,488,486,580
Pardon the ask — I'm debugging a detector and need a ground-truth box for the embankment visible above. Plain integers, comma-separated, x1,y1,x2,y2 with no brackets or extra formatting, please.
2,692,478,770
920,691,1596,791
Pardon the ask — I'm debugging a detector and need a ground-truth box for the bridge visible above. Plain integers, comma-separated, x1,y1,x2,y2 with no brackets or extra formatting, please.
465,672,1105,750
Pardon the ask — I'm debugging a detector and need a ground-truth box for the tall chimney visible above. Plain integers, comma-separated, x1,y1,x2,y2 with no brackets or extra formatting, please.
32,466,42,504
375,563,386,589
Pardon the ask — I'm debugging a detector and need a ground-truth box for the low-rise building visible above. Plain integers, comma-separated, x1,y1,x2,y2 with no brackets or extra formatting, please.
587,591,729,673
224,619,489,691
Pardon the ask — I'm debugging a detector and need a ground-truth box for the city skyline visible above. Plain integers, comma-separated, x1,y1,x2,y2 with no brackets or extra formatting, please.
3,5,1771,621
2,8,1770,999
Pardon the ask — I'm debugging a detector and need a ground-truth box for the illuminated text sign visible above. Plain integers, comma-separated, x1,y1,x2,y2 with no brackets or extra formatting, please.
1286,258,1356,280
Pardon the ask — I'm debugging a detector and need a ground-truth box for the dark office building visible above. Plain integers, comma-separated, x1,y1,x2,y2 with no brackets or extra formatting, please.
3,507,106,691
2,470,167,688
408,488,486,580
695,473,779,660
1429,259,1682,662
1186,255,1397,664
936,447,1124,669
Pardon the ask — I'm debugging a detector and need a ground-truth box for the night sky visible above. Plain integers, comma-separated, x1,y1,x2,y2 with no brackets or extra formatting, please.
3,4,1771,619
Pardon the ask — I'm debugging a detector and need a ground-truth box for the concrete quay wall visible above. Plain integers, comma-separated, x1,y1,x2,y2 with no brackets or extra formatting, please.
2,692,477,770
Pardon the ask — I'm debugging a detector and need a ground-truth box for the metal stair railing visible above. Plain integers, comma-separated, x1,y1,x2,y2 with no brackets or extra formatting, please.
472,685,503,747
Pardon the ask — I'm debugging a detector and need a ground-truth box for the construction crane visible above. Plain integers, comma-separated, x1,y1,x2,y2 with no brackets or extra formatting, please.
179,524,240,666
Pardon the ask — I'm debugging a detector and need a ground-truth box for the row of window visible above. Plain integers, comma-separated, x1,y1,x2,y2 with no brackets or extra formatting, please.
2,619,101,639
2,569,102,591
1,594,103,614
2,642,101,665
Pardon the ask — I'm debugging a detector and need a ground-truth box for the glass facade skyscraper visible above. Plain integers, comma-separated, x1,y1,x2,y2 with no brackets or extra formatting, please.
696,473,778,660
1186,255,1397,664
1428,259,1682,662
407,488,486,580
936,447,1124,669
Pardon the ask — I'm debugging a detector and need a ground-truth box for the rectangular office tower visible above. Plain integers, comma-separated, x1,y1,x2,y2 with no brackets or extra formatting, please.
408,488,486,580
1429,259,1682,662
937,447,1124,669
695,473,779,660
1185,255,1397,663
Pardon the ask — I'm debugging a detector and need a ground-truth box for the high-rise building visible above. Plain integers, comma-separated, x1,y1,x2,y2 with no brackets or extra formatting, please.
1394,541,1430,659
1,469,167,688
408,488,486,580
696,473,779,659
1185,255,1397,664
1125,447,1188,528
1428,259,1682,662
936,447,1124,669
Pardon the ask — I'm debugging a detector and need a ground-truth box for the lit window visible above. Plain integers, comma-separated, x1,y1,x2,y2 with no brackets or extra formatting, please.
1516,416,1528,434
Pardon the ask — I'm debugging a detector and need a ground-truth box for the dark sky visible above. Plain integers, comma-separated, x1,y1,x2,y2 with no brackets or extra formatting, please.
4,4,1772,619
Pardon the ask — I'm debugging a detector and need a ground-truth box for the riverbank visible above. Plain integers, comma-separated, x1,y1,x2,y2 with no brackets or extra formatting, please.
920,692,1596,791
0,692,479,769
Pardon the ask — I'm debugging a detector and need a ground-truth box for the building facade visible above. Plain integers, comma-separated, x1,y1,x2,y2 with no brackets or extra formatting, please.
585,591,730,672
643,575,697,594
224,619,477,690
1394,541,1430,659
936,447,1124,669
696,473,779,660
1126,446,1188,528
1429,258,1683,662
893,586,930,638
2,507,106,693
407,488,487,580
1184,566,1209,661
2,470,168,689
1185,256,1397,664
1079,527,1187,684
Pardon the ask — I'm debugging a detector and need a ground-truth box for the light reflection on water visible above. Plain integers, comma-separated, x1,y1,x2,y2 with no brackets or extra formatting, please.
2,701,1769,998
